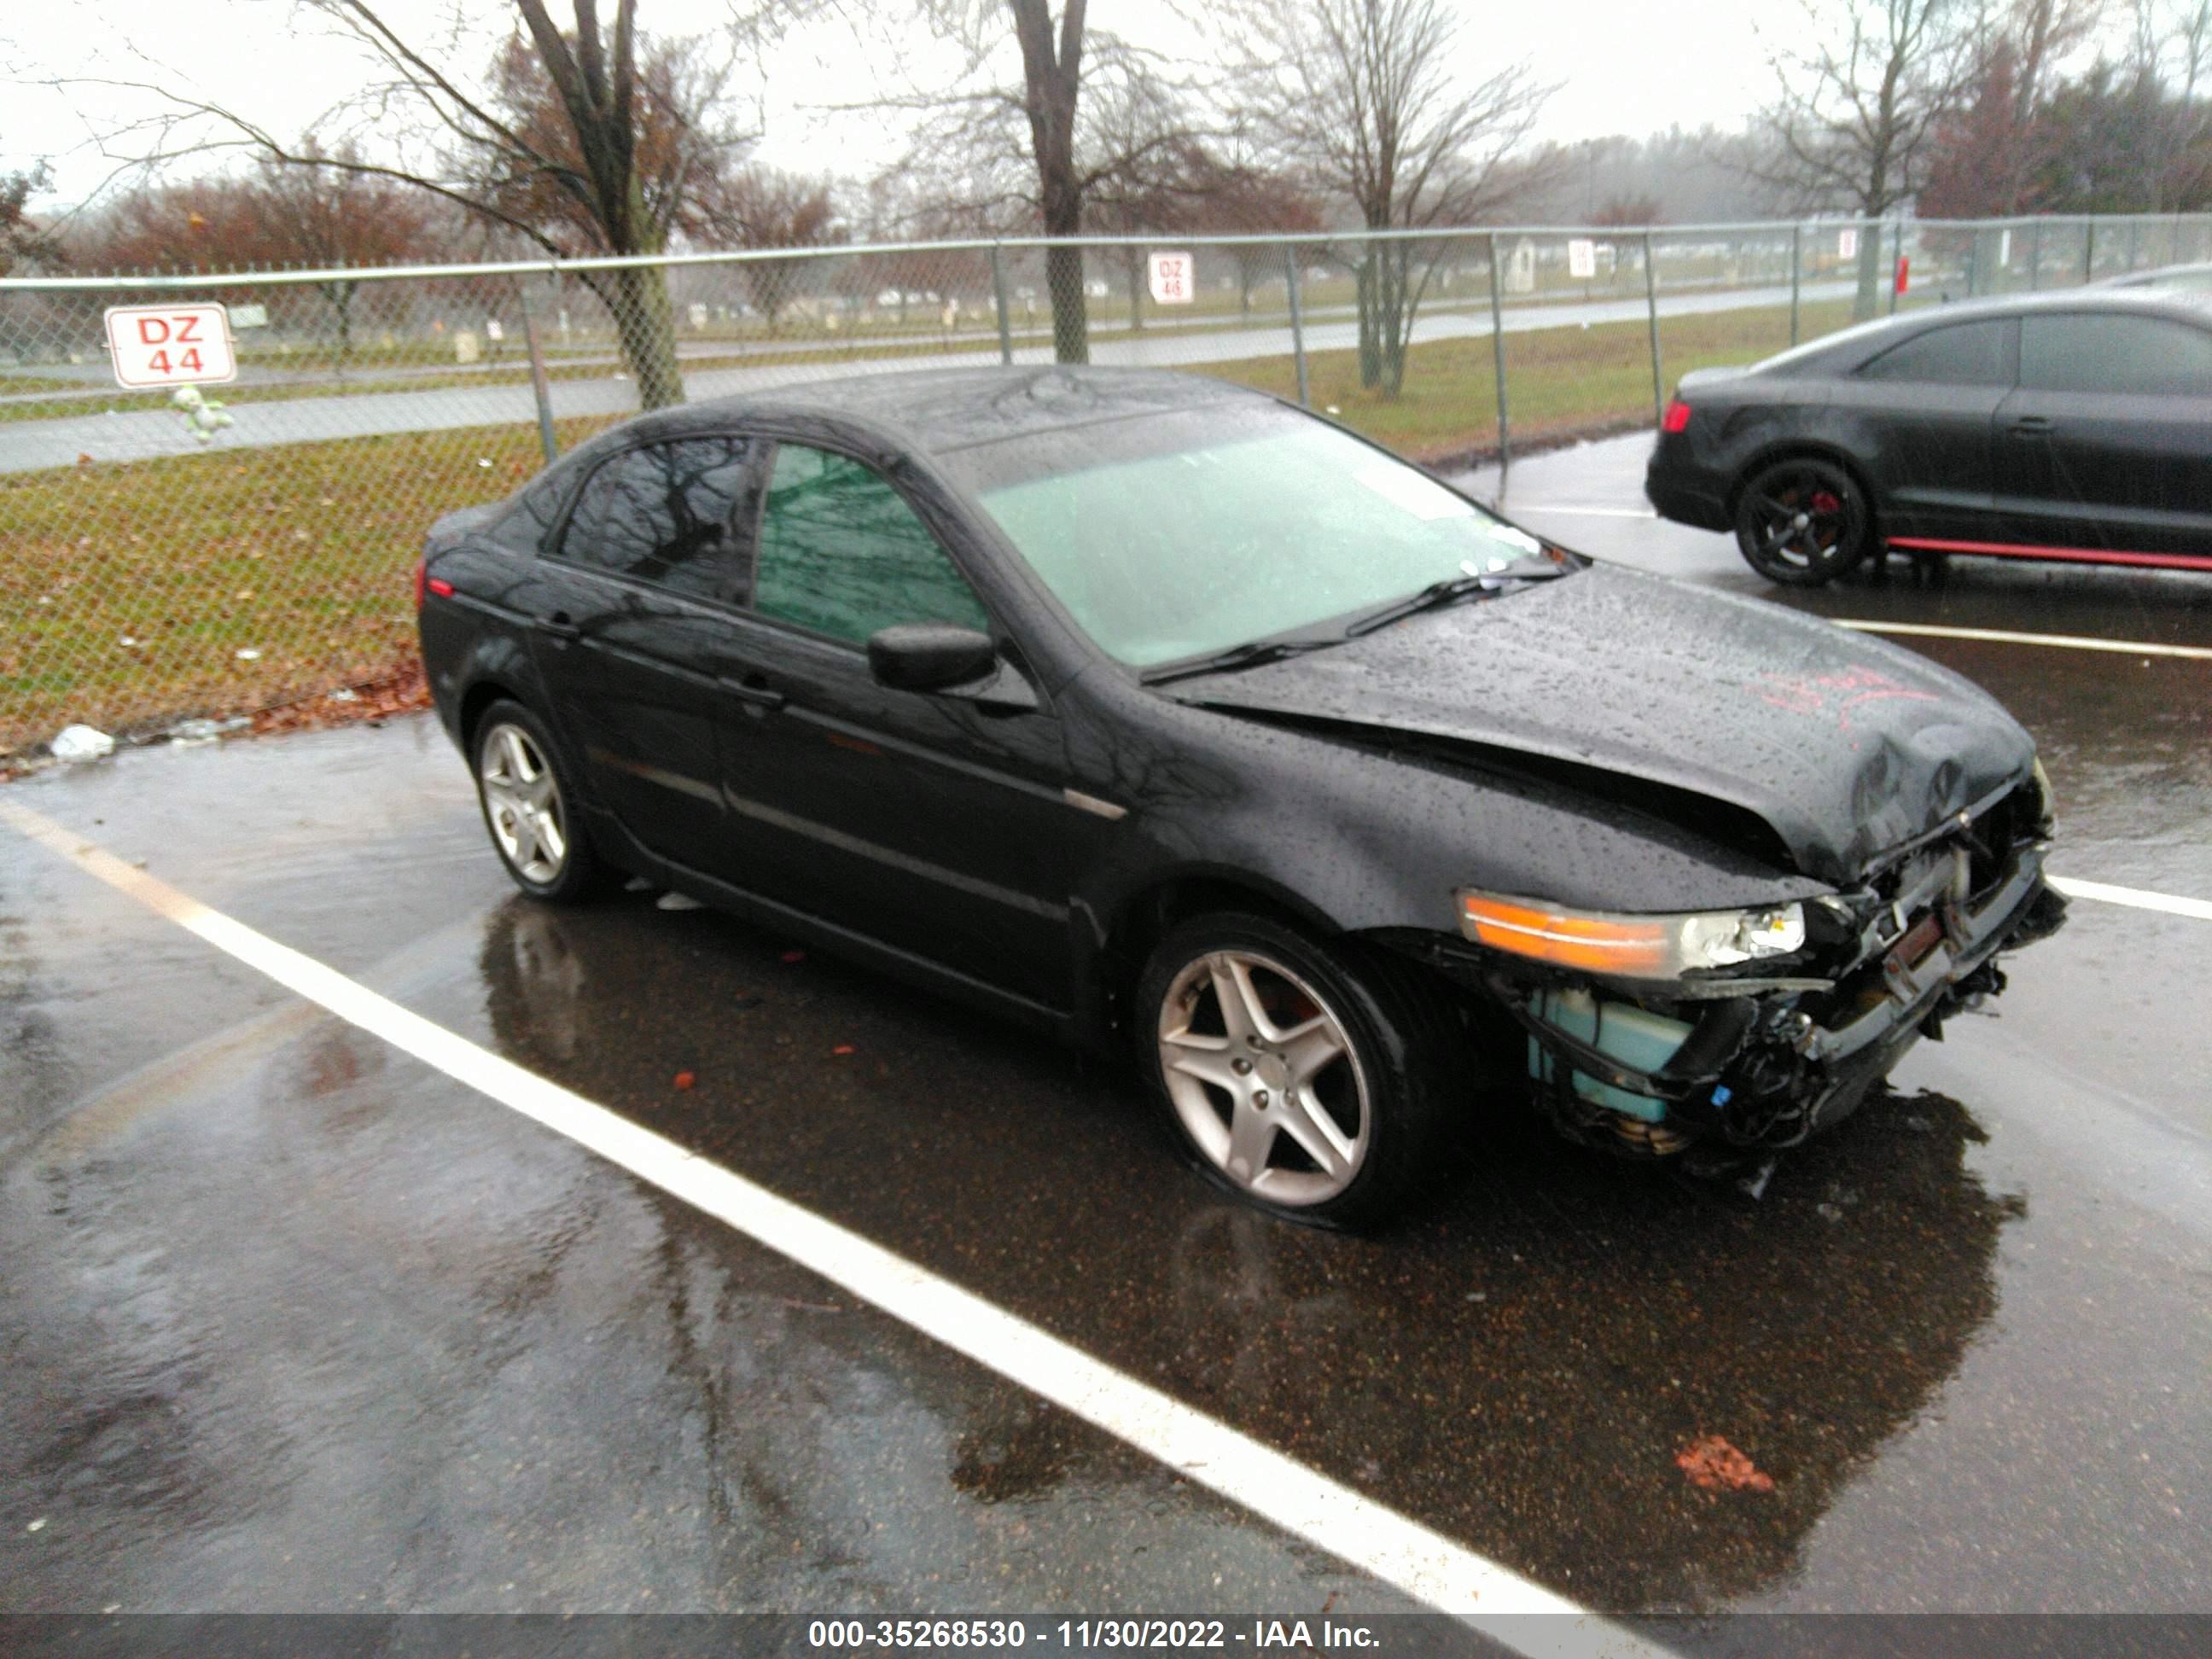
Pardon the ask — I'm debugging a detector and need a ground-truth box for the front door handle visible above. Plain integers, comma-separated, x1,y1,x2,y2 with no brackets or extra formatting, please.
2008,415,2053,437
718,674,787,713
535,612,581,643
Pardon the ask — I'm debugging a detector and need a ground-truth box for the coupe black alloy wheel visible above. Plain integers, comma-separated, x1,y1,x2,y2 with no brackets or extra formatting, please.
1734,457,1871,586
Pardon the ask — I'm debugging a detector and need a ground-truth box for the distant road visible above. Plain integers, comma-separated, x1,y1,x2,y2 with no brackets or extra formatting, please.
1,281,1855,474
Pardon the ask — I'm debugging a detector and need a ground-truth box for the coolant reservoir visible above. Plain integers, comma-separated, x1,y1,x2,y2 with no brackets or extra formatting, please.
1528,987,1693,1123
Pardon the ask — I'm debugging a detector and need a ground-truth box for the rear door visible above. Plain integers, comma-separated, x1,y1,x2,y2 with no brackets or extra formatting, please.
1833,316,2016,542
712,439,1089,1007
1994,311,2212,559
527,434,760,870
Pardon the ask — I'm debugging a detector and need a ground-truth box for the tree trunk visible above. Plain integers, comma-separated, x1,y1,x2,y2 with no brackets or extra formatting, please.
1355,250,1382,388
609,264,685,409
1377,246,1408,399
1125,247,1144,333
1045,242,1090,364
1853,230,1885,322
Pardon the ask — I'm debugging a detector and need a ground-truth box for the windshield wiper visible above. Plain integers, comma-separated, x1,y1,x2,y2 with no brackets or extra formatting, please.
1345,557,1570,637
1144,635,1342,685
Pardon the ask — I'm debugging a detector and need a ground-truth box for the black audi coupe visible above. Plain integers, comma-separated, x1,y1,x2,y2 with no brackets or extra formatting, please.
419,366,2064,1226
1644,287,2212,585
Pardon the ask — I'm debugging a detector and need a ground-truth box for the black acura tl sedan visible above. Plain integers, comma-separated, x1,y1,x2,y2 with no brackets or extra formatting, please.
1644,286,2212,585
419,366,2065,1227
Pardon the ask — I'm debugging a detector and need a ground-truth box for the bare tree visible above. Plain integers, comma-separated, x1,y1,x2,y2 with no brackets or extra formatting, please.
2,161,54,277
1225,0,1553,396
691,166,847,330
65,1,787,408
1230,0,1557,395
862,3,1216,363
1748,0,1976,317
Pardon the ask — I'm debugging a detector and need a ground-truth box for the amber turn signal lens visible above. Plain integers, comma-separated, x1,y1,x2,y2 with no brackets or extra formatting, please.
1457,894,1674,975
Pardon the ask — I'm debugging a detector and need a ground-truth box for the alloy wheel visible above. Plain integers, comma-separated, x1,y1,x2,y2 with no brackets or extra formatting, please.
479,722,569,886
1156,948,1372,1207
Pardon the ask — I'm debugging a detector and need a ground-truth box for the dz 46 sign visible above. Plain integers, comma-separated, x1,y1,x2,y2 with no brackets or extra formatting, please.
1147,249,1194,305
104,303,238,388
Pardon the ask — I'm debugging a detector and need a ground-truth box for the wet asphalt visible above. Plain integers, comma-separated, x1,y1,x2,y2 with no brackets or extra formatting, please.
3,435,2209,1622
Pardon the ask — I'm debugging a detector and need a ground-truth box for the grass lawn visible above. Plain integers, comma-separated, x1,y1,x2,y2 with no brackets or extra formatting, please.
0,412,626,752
1,297,1861,755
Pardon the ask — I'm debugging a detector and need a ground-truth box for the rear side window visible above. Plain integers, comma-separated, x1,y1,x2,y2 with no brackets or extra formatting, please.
750,443,991,646
2020,315,2212,396
1856,320,2011,386
557,436,754,602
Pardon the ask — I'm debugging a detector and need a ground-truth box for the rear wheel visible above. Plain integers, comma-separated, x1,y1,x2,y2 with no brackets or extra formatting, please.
472,700,605,902
1734,457,1872,586
1136,913,1458,1230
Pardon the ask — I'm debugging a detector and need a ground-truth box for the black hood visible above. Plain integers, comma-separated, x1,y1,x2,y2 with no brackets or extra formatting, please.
1165,563,2034,884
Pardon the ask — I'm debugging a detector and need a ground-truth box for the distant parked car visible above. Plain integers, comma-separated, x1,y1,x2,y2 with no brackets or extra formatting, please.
2100,262,2212,293
1644,288,2212,584
420,366,2064,1226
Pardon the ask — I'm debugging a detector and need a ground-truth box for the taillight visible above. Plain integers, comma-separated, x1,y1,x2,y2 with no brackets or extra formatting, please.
1662,399,1692,434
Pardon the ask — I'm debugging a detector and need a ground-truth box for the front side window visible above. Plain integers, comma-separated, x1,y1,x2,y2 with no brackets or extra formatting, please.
752,444,992,645
1856,319,2011,386
2020,314,2212,396
557,436,754,602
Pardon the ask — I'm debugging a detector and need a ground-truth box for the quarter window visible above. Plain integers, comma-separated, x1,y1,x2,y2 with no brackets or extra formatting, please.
486,468,572,555
751,444,992,646
1856,320,2011,386
2019,315,2212,396
557,436,754,602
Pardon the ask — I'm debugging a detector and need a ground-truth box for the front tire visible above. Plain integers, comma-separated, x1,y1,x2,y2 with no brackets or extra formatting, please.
1733,456,1872,586
1136,913,1458,1230
472,700,604,902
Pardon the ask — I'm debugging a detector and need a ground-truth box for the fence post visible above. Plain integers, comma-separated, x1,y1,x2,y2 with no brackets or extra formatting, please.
2030,219,2043,290
1283,245,1310,409
2082,218,2096,283
2128,218,2141,271
1487,231,1511,486
1789,224,1802,346
521,302,558,468
1643,230,1664,430
1886,220,1902,314
990,243,1014,366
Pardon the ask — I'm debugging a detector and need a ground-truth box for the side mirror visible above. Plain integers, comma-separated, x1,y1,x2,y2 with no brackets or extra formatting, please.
866,623,998,694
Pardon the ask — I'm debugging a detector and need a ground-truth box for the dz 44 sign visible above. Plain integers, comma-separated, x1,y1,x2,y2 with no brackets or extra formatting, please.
104,303,239,388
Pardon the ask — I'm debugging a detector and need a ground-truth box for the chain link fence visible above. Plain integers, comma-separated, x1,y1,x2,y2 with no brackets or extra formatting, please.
4,212,2209,757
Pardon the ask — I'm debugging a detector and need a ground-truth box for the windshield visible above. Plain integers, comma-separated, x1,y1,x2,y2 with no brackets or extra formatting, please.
943,403,1564,668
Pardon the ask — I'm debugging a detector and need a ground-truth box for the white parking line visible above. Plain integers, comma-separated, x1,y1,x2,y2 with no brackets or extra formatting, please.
1499,504,1659,519
2049,876,2212,923
1832,620,2212,661
0,795,1657,1658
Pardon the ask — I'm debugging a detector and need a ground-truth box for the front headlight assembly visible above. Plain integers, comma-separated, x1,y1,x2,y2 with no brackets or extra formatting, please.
1457,889,1807,981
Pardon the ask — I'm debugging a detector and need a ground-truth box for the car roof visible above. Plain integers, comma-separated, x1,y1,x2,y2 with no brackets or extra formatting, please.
1755,282,2212,375
578,365,1277,464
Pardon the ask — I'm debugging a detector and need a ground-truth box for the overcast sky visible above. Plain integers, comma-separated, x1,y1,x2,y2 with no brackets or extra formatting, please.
6,0,1789,211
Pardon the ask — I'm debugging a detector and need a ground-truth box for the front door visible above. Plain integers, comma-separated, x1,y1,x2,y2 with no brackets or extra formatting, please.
713,439,1091,1009
1994,311,2212,560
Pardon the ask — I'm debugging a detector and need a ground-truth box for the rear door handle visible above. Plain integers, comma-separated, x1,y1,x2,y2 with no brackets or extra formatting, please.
718,674,787,712
535,612,581,643
2008,415,2053,437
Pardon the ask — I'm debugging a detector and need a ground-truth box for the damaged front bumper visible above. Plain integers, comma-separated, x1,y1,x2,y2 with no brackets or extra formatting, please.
1400,789,2069,1156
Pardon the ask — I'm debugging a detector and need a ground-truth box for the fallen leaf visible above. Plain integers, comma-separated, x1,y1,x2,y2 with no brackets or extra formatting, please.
1676,1435,1774,1493
832,1044,856,1057
780,949,806,964
672,1070,696,1091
